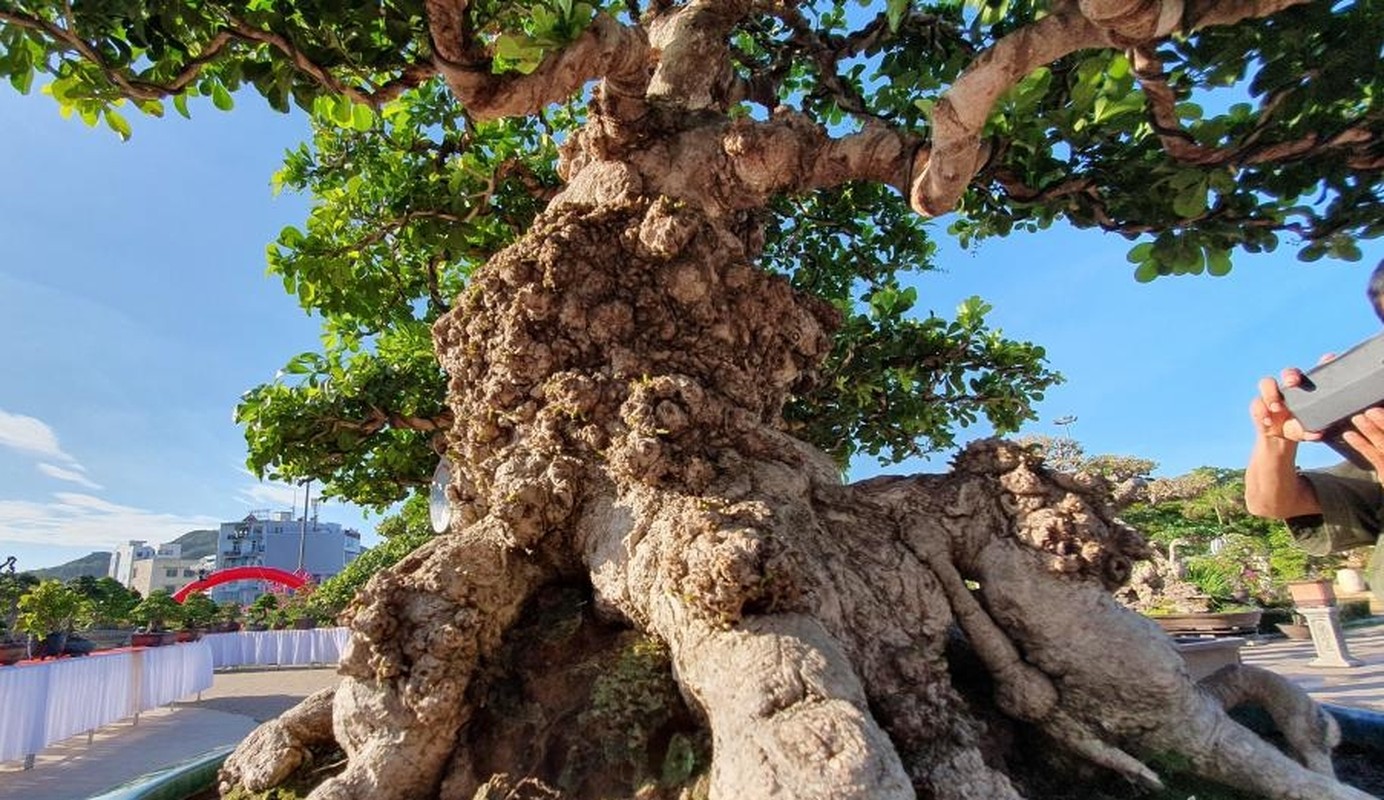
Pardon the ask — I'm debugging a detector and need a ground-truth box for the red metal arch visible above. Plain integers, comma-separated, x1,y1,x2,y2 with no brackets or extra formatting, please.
172,566,307,603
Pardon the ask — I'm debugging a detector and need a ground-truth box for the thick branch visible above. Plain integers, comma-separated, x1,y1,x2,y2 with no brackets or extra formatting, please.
318,409,455,440
428,9,651,121
722,116,920,205
1129,45,1379,171
912,6,1109,216
912,0,1316,217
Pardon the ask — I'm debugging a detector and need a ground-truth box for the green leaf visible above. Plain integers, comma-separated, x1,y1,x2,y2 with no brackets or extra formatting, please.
104,108,132,140
1206,248,1232,277
886,0,910,31
212,83,234,111
173,93,191,119
350,103,374,132
9,68,33,95
1126,242,1154,264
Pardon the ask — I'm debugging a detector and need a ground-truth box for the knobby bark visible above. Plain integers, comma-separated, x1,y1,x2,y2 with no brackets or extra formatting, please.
222,178,1372,800
217,1,1374,798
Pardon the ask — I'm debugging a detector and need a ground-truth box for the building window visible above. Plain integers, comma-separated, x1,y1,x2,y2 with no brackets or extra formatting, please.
183,569,196,577
164,568,178,578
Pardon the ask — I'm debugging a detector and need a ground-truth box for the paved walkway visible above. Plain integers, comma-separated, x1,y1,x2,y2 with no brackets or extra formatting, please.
0,627,1382,800
0,666,340,800
1241,622,1384,712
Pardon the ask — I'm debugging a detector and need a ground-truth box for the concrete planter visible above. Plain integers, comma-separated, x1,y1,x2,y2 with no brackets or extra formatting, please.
1151,610,1263,636
1288,579,1337,608
1173,637,1246,681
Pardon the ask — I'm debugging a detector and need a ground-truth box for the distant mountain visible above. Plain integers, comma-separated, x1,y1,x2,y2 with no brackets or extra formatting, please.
28,551,110,582
24,528,220,582
170,529,218,560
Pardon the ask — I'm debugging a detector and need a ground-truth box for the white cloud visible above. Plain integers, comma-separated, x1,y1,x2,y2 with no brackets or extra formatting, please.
236,481,301,511
37,462,103,490
0,494,220,551
0,409,74,462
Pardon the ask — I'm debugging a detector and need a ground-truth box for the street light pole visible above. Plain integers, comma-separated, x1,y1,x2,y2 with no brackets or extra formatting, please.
297,478,311,574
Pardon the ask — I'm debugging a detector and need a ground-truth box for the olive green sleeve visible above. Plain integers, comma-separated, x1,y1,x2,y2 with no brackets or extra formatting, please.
1284,461,1383,555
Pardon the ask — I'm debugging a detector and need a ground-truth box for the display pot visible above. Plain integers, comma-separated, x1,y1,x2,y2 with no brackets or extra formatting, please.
1287,579,1337,608
0,640,26,665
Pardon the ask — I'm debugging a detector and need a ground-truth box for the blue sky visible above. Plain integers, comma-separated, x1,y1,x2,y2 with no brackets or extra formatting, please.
1,87,1380,571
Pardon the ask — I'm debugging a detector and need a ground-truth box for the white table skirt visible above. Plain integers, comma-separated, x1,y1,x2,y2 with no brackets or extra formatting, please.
201,628,348,668
0,641,213,764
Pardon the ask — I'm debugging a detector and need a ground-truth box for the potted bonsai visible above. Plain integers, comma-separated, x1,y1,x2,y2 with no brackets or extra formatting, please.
214,600,243,633
16,579,92,659
130,590,182,646
177,592,218,641
246,593,279,631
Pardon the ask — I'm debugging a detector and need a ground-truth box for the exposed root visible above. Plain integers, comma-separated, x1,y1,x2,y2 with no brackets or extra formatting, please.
304,528,556,800
1199,663,1341,777
220,686,337,793
664,613,913,799
891,439,1373,800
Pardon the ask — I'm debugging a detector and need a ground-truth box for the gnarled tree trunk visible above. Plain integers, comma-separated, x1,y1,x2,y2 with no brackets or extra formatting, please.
218,1,1374,796
222,176,1372,800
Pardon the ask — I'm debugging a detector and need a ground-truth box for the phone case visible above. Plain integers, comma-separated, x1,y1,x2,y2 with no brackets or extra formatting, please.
1281,331,1384,469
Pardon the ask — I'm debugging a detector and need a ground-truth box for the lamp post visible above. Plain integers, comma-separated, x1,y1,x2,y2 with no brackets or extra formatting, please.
297,478,311,574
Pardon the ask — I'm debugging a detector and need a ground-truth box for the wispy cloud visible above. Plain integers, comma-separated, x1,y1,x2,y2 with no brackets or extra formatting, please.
37,462,103,490
0,493,221,550
236,480,301,511
0,409,74,463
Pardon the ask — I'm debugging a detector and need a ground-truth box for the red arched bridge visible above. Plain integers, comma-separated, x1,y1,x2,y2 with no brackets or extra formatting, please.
172,566,307,602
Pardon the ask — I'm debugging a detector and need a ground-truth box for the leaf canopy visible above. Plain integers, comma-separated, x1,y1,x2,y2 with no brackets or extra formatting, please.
3,0,1379,505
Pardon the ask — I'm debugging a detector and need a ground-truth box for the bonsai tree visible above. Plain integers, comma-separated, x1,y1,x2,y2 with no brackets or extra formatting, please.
4,0,1382,797
16,580,92,656
179,592,221,631
246,593,280,630
216,600,244,631
68,576,141,629
130,589,182,633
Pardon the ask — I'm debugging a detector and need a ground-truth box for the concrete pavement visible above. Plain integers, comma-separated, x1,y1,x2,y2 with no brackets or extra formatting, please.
0,666,340,800
0,627,1382,800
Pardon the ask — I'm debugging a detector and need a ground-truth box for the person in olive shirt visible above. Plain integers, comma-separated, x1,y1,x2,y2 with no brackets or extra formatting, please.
1245,263,1384,602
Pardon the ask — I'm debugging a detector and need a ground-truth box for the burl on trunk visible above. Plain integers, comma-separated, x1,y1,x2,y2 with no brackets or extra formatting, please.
222,191,1369,800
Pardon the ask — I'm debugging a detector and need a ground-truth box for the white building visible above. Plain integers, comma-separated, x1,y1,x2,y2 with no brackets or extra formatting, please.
211,511,362,605
108,540,155,587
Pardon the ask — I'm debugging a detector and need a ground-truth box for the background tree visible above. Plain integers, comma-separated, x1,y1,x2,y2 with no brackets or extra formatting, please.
16,580,91,641
130,589,182,633
3,0,1381,798
67,575,141,628
179,592,222,631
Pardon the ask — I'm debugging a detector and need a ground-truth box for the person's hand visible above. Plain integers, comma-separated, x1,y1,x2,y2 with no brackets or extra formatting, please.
1249,367,1323,442
1341,407,1384,473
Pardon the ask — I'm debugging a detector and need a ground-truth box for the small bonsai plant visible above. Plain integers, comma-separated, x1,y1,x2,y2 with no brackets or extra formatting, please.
17,579,92,659
178,592,219,640
130,589,183,639
215,600,243,632
246,593,279,630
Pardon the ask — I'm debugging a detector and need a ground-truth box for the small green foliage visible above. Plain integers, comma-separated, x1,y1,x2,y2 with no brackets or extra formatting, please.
580,638,684,780
129,589,182,632
17,580,91,638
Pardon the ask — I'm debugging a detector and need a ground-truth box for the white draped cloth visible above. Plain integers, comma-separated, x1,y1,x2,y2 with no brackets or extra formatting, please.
201,627,348,668
0,641,213,764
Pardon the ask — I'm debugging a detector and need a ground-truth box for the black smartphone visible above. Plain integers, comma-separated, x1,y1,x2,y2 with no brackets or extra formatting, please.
1282,331,1384,469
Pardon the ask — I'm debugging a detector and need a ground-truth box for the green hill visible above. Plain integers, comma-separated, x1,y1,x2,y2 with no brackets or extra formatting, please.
25,528,220,581
170,529,218,560
28,551,111,581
